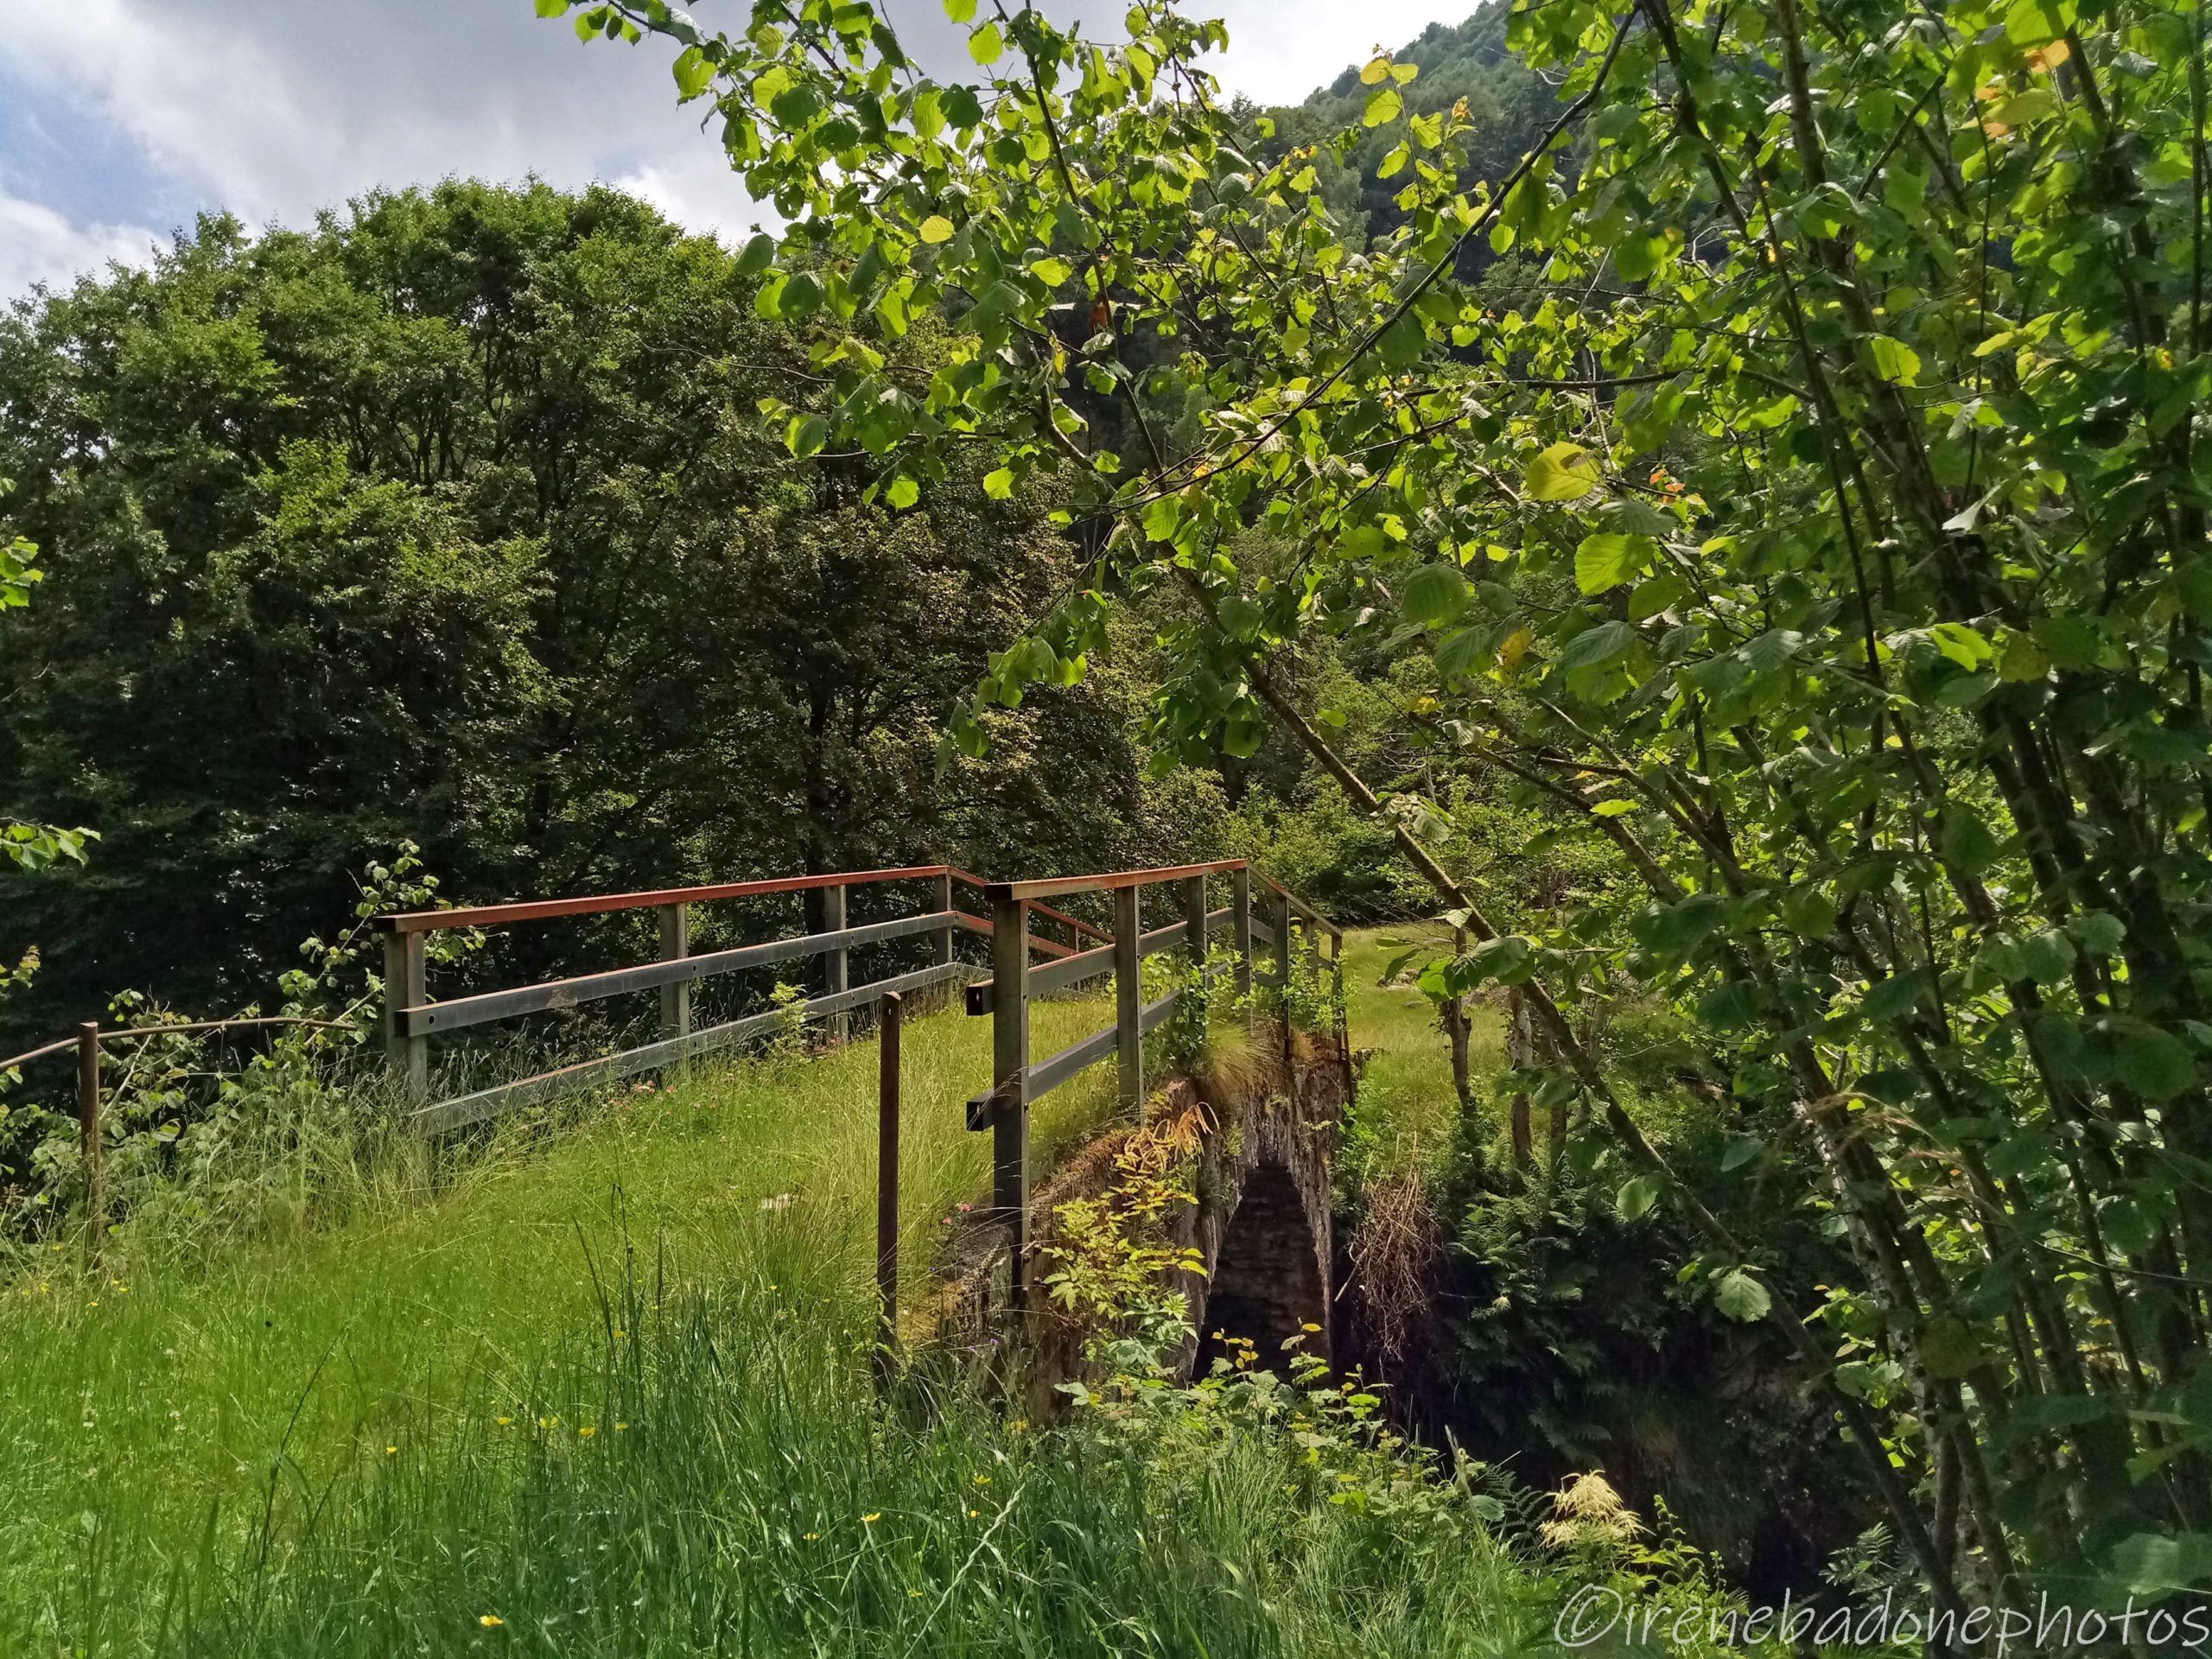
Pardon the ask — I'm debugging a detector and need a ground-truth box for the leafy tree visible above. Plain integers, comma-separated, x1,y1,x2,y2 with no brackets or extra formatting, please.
569,0,2212,1611
0,182,1179,1039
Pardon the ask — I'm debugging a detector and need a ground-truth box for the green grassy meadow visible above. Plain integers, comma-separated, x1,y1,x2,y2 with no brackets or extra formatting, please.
0,945,1606,1658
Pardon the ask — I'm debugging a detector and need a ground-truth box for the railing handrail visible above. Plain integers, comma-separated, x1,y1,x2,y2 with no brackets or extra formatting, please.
375,863,954,935
2,1014,356,1077
944,866,1112,944
983,857,1249,904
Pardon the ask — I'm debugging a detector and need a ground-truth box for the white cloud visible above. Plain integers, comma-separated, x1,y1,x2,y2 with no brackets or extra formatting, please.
0,0,1465,300
1194,1,1480,102
0,0,750,239
0,186,161,300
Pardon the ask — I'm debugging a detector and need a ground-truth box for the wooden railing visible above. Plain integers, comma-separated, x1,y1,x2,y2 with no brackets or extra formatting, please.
960,859,1342,1308
373,863,1098,1135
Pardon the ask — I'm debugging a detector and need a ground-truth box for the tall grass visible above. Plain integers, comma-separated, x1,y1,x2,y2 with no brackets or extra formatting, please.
4,955,1722,1657
128,1220,1556,1658
0,993,1120,1651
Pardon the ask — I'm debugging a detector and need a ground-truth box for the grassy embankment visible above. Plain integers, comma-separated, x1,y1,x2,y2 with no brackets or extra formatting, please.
2,943,1597,1658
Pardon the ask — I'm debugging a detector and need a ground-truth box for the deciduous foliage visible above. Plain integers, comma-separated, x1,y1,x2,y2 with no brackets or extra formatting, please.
573,0,2212,1611
0,182,1179,1039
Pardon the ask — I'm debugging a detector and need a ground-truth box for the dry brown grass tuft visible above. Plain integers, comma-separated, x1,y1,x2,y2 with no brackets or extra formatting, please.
1347,1148,1443,1365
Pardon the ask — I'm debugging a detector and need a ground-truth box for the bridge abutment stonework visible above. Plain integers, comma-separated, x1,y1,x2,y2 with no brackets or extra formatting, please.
1007,1031,1350,1397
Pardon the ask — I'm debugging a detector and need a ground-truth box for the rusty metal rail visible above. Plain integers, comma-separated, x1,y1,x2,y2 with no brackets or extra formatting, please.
961,859,1338,1310
370,862,1116,1135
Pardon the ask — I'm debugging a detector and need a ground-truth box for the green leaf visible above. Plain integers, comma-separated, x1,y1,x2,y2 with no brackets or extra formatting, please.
885,475,920,511
1720,1135,1763,1173
1217,595,1262,641
1742,628,1806,674
1864,334,1922,385
2119,1027,2198,1103
1525,442,1600,502
1986,88,2060,126
1713,1268,1770,1323
1433,627,1485,679
2107,1531,2212,1595
1378,314,1426,370
1363,87,1403,127
1629,571,1688,620
735,232,776,278
778,270,823,320
982,467,1015,499
1402,564,1467,627
534,0,569,16
2002,0,2075,45
786,415,829,458
1573,532,1649,594
671,45,716,99
944,0,977,19
1557,619,1630,671
917,214,955,245
1916,1317,1985,1380
1141,496,1185,544
1617,1175,1660,1221
969,21,1003,63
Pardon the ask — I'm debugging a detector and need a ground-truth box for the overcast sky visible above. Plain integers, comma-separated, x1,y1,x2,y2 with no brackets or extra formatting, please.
0,0,1464,302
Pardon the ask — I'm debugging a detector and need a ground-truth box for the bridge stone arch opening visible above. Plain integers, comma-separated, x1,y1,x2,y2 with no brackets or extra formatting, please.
1192,1160,1328,1376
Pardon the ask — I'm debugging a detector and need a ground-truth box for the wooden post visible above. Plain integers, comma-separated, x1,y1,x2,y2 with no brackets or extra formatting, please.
1114,884,1142,1110
1182,874,1207,979
382,929,428,1104
77,1022,102,1243
1274,891,1294,1066
875,989,902,1391
822,882,849,1044
932,870,955,970
1230,867,1253,1007
990,893,1032,1311
658,902,690,1043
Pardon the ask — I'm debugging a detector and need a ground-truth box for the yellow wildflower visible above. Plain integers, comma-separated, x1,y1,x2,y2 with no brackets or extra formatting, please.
385,1445,398,1456
479,1615,505,1629
578,1425,597,1438
861,1512,881,1523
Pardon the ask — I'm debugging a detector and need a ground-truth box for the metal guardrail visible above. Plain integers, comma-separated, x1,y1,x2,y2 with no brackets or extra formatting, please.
371,862,1105,1135
7,859,1336,1257
958,859,1340,1310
